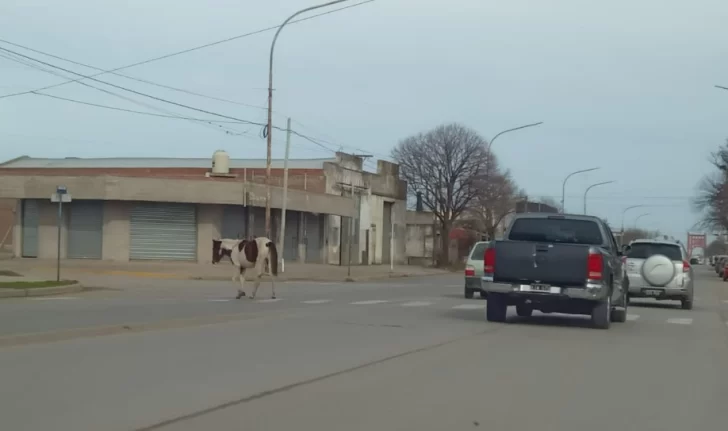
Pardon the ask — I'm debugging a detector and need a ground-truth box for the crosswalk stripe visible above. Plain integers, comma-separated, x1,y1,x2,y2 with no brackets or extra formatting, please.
667,318,693,325
350,300,388,305
401,301,433,307
626,314,640,321
256,298,282,303
28,297,78,301
207,299,232,302
302,299,332,304
452,304,485,310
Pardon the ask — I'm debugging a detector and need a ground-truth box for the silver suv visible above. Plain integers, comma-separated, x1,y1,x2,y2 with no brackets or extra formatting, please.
624,239,694,309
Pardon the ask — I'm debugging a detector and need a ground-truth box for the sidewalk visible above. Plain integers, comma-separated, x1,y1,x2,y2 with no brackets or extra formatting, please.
0,258,451,283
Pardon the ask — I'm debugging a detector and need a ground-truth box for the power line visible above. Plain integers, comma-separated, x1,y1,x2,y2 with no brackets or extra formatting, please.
0,46,266,126
0,0,375,100
0,49,252,136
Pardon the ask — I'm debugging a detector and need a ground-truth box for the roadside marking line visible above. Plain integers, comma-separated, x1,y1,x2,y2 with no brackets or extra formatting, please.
667,318,693,325
626,314,640,321
452,304,485,310
256,298,283,303
302,299,332,304
28,297,78,301
722,300,728,304
350,300,389,305
401,301,433,307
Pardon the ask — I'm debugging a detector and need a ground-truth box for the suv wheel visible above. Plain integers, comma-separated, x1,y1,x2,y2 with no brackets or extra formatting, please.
591,295,612,329
486,293,507,322
464,287,474,299
681,297,693,310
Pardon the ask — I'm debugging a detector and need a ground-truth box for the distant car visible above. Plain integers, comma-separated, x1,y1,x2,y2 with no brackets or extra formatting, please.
624,239,694,309
464,241,490,299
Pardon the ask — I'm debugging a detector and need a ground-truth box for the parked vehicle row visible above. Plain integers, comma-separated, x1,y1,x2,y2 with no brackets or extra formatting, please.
464,213,695,329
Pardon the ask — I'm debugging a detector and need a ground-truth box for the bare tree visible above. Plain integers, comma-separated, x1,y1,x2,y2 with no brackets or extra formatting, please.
536,196,560,209
622,228,660,245
392,123,490,264
694,139,728,231
706,238,727,257
466,155,526,239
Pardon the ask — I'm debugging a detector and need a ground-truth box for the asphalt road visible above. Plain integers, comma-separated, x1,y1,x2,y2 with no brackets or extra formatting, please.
1,267,727,430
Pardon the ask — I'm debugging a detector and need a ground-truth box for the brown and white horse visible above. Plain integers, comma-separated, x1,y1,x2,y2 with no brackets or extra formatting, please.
212,237,279,299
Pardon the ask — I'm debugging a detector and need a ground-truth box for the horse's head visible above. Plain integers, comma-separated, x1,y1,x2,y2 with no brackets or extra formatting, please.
212,239,232,264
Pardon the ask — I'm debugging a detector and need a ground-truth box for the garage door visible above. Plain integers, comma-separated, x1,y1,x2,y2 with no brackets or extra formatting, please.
68,200,103,259
130,203,197,261
305,213,322,263
21,199,39,258
221,205,246,239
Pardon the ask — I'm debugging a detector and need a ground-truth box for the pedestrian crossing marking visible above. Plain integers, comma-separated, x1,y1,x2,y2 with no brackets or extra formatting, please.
666,318,693,325
350,300,389,305
303,299,332,304
451,304,485,310
626,314,640,321
401,301,433,307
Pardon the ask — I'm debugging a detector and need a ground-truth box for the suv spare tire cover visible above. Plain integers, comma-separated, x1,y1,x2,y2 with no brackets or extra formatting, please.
641,254,676,287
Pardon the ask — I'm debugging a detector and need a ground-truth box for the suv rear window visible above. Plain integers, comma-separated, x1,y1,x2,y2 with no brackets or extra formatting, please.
627,243,682,261
469,242,489,259
508,218,603,245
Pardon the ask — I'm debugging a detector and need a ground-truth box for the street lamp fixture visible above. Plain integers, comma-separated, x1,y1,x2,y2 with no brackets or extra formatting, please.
715,85,728,91
583,181,615,214
561,167,600,213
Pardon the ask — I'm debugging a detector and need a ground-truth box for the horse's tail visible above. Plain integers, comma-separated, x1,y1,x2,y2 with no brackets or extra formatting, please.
266,241,279,276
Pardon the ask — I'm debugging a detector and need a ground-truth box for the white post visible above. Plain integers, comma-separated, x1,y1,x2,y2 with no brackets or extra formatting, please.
278,117,292,273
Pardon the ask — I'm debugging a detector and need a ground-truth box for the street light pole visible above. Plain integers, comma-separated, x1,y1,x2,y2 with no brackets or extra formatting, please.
621,205,646,233
715,85,728,91
634,212,651,229
583,181,615,214
561,167,599,213
265,0,350,237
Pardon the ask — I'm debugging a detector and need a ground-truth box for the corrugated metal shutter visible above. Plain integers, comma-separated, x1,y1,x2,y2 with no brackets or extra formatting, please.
130,203,197,261
283,210,299,261
68,200,103,259
222,205,246,239
21,199,39,258
305,213,322,263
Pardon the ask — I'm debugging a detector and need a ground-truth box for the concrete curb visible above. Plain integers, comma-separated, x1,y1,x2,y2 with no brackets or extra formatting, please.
0,283,84,299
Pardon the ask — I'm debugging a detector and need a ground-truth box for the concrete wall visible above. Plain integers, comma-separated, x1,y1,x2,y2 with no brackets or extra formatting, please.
0,198,16,250
405,210,436,265
0,174,356,218
102,201,131,261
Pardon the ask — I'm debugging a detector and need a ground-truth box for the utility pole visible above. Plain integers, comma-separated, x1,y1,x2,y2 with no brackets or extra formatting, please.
277,118,292,272
51,186,71,282
265,0,351,237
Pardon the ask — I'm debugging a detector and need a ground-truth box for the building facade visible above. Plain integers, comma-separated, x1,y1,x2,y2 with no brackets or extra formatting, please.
0,152,408,265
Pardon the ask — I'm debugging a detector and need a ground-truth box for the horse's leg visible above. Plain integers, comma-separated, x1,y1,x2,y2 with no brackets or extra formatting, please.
268,259,276,299
251,259,265,299
235,267,247,299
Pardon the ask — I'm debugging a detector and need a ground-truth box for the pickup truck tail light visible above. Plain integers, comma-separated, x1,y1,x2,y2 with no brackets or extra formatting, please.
484,248,495,274
464,266,475,277
587,251,603,280
683,260,690,273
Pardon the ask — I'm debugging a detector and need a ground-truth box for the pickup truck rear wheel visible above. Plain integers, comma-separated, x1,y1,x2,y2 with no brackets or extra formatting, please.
591,295,612,329
486,293,507,322
464,287,474,299
515,303,533,317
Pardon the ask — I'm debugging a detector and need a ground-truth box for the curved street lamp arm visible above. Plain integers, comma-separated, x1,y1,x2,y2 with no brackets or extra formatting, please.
560,167,600,213
487,122,544,152
582,180,615,214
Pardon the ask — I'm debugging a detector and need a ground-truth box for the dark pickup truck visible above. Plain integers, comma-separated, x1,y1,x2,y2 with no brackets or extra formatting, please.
481,213,628,329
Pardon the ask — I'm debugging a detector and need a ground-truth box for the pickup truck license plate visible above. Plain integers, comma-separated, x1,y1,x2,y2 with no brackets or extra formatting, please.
643,289,662,297
520,284,561,294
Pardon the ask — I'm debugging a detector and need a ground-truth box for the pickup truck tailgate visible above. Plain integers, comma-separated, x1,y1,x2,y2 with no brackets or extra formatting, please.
493,241,589,286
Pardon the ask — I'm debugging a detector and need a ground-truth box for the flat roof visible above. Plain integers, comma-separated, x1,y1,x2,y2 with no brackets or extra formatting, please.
0,156,337,170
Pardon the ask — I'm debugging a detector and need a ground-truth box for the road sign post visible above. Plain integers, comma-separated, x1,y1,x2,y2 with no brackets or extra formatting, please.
51,186,71,282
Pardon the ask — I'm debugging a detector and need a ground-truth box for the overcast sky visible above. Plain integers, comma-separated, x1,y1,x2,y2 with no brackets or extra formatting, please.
1,0,726,239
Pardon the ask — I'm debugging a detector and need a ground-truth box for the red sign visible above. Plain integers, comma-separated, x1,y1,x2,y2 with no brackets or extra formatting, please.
686,233,706,257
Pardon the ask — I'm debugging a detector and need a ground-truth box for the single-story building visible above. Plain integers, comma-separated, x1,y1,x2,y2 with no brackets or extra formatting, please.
0,151,408,265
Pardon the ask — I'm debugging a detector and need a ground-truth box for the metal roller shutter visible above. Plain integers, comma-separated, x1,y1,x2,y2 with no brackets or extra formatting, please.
282,210,299,261
21,199,39,258
130,203,197,261
222,205,246,239
68,200,103,259
305,213,322,263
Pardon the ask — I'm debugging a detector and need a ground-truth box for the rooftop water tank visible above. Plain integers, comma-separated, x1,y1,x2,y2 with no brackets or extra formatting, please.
212,150,230,174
